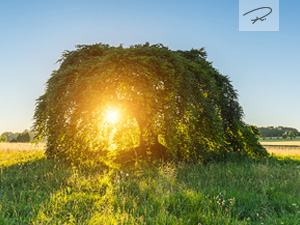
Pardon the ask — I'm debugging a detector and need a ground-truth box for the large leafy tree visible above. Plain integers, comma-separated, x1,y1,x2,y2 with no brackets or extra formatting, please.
34,43,267,165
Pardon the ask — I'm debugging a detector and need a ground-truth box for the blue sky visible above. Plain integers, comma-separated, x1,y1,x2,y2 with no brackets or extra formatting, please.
0,0,299,133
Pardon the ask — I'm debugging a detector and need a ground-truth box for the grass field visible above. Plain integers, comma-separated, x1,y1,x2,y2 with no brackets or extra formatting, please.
1,143,300,224
261,142,300,147
261,137,300,151
259,136,300,143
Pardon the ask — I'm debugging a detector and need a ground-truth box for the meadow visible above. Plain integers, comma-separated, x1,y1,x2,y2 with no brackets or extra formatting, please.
1,143,300,224
260,136,300,143
261,142,300,147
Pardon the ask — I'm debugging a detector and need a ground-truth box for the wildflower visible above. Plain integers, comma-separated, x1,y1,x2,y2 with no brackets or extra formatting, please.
126,173,129,177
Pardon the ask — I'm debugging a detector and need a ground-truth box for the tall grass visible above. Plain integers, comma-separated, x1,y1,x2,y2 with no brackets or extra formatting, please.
1,143,300,224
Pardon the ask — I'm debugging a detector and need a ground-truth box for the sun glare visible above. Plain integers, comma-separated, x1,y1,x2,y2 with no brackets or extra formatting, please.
107,110,119,124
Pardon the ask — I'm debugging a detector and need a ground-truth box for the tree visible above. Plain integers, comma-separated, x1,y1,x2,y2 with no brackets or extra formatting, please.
288,131,295,140
34,43,268,166
1,131,33,142
10,138,17,143
282,133,287,139
0,134,7,142
2,132,18,142
16,130,31,143
258,126,299,138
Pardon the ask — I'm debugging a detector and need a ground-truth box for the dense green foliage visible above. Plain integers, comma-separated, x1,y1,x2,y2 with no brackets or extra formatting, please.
0,134,7,143
16,130,31,142
1,147,300,224
34,43,267,165
1,132,18,142
258,126,299,138
1,130,33,143
288,131,296,139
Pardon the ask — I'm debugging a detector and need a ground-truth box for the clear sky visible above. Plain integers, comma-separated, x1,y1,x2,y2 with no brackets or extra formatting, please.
0,0,299,134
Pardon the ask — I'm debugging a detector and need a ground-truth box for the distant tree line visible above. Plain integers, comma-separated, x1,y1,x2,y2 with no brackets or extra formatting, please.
0,130,33,143
258,126,299,139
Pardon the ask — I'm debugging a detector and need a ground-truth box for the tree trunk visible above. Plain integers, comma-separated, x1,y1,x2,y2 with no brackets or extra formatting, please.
134,114,166,160
134,115,148,158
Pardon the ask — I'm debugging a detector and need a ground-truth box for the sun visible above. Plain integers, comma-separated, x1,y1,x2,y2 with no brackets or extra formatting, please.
107,110,119,124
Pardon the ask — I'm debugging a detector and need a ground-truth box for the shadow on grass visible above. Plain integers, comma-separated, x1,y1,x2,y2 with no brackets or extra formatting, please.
0,157,73,224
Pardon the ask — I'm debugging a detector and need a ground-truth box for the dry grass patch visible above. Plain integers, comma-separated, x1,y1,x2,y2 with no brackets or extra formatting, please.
0,143,45,167
264,146,300,157
261,141,300,146
0,143,45,153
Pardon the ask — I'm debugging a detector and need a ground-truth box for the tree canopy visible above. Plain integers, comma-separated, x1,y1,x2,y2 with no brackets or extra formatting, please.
0,134,7,143
16,130,31,143
34,43,267,166
288,131,296,139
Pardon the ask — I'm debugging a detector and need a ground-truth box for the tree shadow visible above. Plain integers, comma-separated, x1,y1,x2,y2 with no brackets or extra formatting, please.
0,157,73,224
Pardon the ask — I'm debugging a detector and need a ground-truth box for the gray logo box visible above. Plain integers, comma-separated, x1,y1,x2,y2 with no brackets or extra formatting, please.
239,0,279,31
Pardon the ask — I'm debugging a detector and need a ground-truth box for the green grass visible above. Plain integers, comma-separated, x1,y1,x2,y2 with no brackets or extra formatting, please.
259,136,300,142
1,146,300,224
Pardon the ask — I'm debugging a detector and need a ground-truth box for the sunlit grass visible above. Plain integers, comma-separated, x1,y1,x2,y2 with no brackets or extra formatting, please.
265,146,300,161
1,144,300,224
261,141,300,146
0,143,45,168
0,142,45,153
